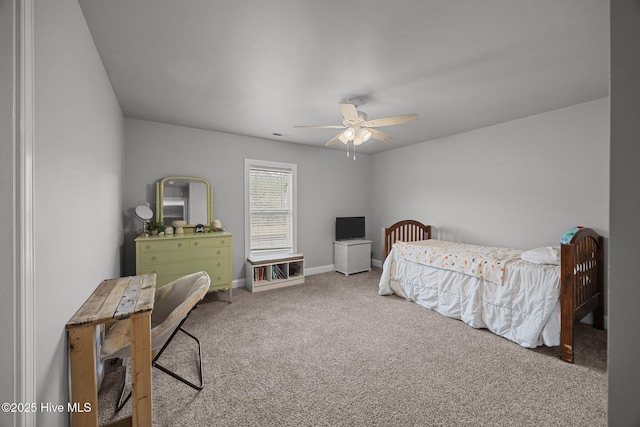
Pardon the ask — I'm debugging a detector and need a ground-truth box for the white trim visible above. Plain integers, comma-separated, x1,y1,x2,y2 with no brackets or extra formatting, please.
371,258,383,269
581,313,609,329
304,264,335,276
244,159,298,258
232,278,246,289
18,0,36,426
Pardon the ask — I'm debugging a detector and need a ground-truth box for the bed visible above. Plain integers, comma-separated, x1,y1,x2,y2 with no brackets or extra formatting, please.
379,219,604,363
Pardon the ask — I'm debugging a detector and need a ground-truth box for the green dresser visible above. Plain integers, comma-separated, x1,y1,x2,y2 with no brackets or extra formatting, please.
135,232,233,297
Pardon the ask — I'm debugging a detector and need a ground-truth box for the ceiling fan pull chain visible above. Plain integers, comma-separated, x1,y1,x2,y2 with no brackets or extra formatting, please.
353,143,356,161
347,142,350,158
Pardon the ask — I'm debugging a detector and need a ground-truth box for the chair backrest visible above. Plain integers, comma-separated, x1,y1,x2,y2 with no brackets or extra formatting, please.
150,271,210,348
100,271,210,361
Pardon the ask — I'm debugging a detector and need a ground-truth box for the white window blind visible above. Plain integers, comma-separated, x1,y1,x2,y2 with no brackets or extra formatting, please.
248,164,295,255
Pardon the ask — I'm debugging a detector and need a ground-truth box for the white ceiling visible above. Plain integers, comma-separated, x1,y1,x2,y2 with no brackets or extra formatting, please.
77,0,609,155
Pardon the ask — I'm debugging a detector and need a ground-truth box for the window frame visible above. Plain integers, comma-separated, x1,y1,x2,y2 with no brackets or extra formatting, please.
244,159,298,259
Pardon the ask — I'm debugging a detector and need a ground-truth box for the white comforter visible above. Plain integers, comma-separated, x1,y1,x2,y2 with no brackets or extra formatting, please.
379,243,561,348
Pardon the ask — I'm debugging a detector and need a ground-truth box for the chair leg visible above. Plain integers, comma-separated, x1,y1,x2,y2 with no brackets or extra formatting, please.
115,326,203,411
115,359,132,412
153,326,204,390
113,309,204,411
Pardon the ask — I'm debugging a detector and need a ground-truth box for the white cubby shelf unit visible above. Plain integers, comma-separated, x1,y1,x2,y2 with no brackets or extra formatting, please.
246,253,305,292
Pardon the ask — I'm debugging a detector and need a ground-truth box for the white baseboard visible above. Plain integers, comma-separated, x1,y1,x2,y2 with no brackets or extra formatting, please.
371,258,382,268
305,264,335,276
581,312,609,329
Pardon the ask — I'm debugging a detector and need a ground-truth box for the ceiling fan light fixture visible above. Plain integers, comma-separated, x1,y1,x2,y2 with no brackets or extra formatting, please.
344,127,356,141
338,132,350,144
360,128,372,142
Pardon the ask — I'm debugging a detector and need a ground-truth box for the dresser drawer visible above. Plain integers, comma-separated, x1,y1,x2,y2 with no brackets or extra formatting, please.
139,239,188,252
209,246,230,259
210,258,229,270
139,247,229,265
209,269,231,287
138,259,219,278
155,269,231,289
189,236,230,248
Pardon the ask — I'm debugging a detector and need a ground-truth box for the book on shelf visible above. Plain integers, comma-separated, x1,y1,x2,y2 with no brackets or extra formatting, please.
254,266,269,281
272,264,287,280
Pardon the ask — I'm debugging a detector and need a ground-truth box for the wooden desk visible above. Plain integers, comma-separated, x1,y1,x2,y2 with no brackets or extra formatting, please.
66,274,156,427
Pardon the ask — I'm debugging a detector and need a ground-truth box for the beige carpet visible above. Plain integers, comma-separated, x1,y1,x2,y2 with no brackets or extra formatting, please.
98,268,607,426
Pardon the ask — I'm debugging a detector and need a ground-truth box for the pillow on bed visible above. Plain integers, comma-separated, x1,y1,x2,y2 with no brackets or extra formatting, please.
520,246,560,265
560,226,584,245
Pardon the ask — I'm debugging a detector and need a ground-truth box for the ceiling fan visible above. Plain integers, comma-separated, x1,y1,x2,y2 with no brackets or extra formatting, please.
294,102,419,147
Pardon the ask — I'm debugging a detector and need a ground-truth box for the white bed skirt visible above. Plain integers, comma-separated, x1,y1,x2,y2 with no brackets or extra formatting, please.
379,248,561,348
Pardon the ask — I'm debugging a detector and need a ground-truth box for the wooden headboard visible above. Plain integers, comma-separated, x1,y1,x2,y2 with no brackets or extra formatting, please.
383,219,432,260
559,227,605,363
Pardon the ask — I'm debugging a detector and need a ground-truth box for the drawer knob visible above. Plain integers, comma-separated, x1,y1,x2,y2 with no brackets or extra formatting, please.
151,256,156,261
177,243,182,247
216,263,221,268
217,250,221,255
221,240,225,245
193,242,198,246
145,245,151,250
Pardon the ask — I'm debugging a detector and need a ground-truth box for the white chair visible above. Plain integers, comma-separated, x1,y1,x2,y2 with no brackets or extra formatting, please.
100,271,210,410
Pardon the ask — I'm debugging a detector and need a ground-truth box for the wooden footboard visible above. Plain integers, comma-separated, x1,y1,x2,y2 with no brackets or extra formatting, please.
560,228,605,363
383,220,605,364
384,220,431,261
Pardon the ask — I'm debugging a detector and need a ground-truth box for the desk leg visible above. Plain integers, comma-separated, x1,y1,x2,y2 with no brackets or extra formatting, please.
130,312,153,426
68,326,99,427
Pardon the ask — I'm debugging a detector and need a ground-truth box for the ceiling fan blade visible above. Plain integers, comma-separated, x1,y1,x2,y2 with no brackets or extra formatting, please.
294,124,345,129
362,113,418,127
339,102,360,123
369,128,392,142
325,133,342,146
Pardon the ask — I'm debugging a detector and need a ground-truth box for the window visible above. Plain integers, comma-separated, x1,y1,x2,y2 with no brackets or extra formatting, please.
245,159,297,257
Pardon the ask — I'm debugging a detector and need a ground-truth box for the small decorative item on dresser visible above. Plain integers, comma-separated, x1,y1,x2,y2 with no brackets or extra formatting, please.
134,203,154,236
172,220,186,234
165,226,174,235
147,220,165,235
213,219,224,232
195,224,205,233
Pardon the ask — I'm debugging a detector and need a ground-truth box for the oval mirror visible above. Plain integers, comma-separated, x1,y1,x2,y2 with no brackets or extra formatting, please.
156,176,212,229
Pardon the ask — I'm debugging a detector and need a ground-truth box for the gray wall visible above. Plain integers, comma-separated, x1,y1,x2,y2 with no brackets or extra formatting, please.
370,98,609,260
0,1,18,425
123,118,372,282
609,0,640,424
32,0,125,425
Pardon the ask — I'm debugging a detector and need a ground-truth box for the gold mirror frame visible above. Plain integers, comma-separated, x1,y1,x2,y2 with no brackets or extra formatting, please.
156,176,212,229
